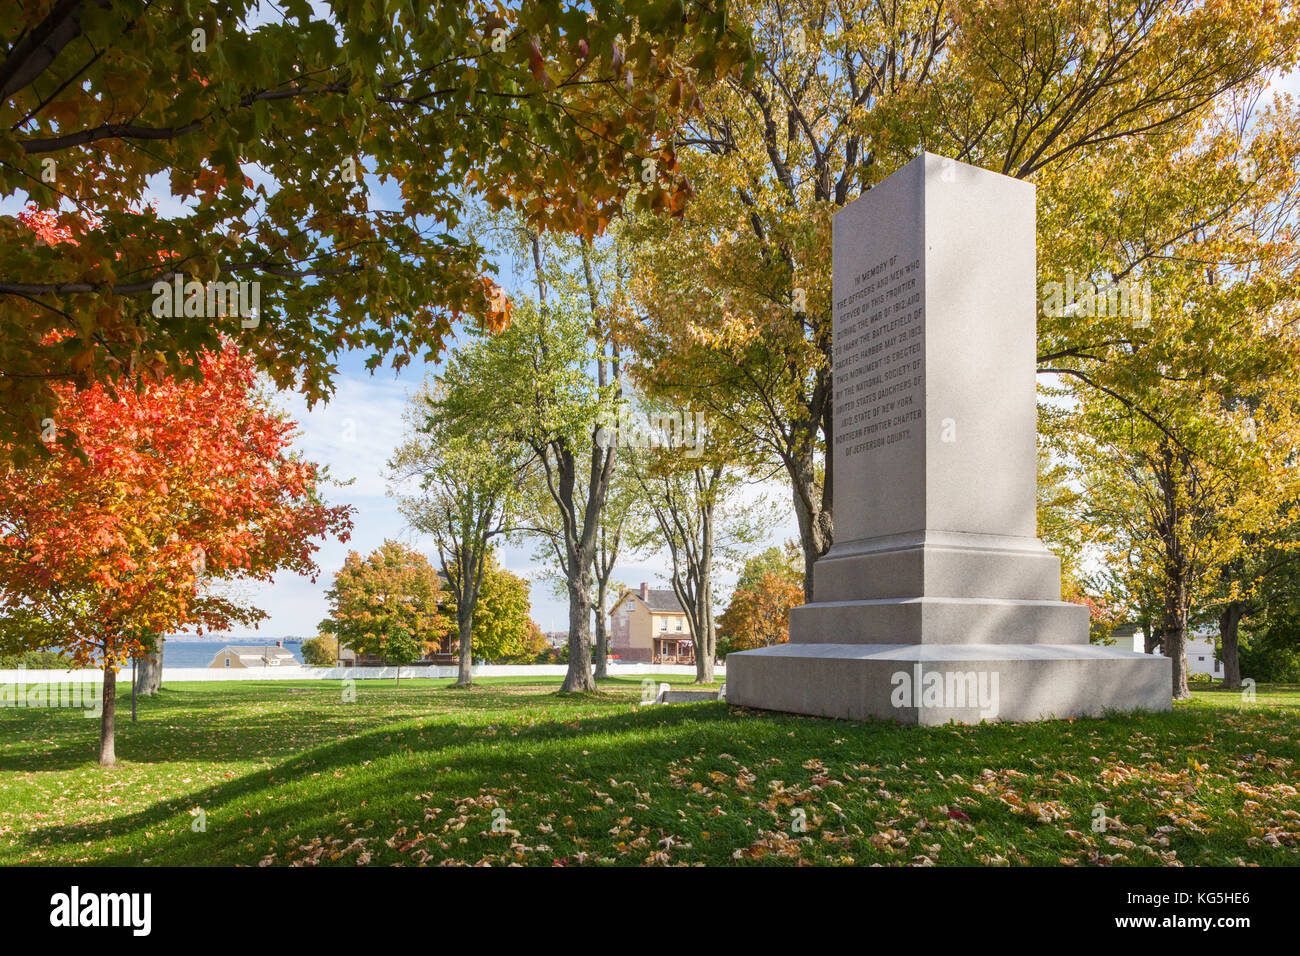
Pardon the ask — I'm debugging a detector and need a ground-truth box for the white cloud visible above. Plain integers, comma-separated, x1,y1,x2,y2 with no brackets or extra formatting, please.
279,372,418,500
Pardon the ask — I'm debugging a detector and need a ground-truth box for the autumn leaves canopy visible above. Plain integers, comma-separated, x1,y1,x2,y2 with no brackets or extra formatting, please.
0,0,754,461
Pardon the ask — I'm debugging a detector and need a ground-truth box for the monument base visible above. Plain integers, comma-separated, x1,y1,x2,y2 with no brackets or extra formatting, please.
725,643,1171,725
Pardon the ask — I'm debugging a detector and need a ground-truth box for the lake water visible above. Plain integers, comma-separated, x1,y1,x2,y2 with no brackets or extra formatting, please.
156,640,304,667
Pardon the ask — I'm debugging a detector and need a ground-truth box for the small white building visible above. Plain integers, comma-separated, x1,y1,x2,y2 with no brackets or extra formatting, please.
1128,630,1222,677
209,642,298,669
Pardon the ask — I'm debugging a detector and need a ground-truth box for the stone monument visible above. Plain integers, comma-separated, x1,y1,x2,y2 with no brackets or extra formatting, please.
726,153,1170,724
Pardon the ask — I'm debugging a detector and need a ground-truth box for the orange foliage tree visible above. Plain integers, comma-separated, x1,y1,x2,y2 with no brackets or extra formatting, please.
318,541,451,684
0,343,353,765
716,559,806,655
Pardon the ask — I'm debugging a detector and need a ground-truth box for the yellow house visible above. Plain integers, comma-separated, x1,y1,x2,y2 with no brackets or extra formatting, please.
208,642,297,669
608,583,694,664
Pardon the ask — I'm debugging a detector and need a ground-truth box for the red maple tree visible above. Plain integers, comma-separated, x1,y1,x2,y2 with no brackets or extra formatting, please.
0,343,353,765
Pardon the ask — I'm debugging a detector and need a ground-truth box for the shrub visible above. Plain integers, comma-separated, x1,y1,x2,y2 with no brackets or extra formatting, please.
531,645,567,664
0,649,77,669
1239,626,1300,683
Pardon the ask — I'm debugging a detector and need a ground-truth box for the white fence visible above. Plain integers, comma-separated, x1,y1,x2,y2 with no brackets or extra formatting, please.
0,662,723,684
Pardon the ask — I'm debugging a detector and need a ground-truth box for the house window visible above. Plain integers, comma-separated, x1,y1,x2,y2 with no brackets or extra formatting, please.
676,617,684,631
224,657,231,668
660,617,667,631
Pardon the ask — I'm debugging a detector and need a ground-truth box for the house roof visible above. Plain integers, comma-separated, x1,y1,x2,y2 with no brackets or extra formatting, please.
642,589,685,612
611,588,685,615
223,645,296,658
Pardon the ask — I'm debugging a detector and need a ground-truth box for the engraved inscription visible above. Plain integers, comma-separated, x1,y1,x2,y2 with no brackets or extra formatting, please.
834,255,923,457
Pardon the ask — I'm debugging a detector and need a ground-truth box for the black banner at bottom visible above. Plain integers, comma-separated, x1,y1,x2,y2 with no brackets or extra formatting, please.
0,864,1279,942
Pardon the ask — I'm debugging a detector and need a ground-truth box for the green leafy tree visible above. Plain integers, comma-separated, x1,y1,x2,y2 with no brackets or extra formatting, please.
506,224,631,691
628,424,762,683
436,295,617,693
391,381,526,686
1213,533,1300,688
588,459,651,678
444,554,537,661
0,0,753,462
319,541,449,683
1052,99,1300,699
0,649,74,669
1067,306,1300,699
1239,612,1300,683
731,544,803,596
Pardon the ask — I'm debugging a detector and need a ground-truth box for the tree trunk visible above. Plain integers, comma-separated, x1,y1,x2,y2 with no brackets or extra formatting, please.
593,580,609,680
1162,596,1191,700
788,456,829,602
692,568,716,684
456,612,473,686
694,643,714,683
1155,446,1190,700
1219,602,1244,689
561,577,596,693
694,594,715,684
99,664,116,767
137,638,163,696
1164,625,1190,700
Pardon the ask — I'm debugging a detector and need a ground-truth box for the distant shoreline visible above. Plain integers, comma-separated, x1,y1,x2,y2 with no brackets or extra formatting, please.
163,637,304,643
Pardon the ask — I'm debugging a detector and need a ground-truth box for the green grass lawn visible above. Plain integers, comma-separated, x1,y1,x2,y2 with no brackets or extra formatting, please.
1,676,1297,866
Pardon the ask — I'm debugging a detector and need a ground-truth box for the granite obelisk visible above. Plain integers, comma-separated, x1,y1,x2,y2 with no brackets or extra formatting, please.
726,153,1170,724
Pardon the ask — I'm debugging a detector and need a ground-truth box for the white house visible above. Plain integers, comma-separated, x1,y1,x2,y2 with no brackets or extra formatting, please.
1128,629,1222,677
